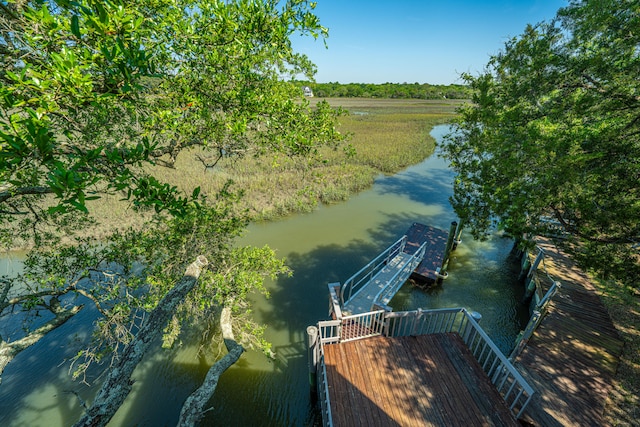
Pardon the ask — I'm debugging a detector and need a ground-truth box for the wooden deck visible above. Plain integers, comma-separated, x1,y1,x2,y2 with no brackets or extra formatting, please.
323,333,519,427
513,237,624,426
403,222,449,282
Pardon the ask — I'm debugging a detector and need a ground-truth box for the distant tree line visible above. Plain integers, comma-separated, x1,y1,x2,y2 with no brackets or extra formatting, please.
296,81,473,99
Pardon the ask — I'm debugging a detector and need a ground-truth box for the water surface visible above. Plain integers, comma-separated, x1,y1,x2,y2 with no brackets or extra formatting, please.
0,125,528,426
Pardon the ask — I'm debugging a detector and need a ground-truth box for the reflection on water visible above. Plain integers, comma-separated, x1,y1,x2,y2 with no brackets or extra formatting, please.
0,125,528,426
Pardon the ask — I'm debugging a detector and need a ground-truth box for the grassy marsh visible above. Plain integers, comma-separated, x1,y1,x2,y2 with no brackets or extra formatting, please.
86,98,464,229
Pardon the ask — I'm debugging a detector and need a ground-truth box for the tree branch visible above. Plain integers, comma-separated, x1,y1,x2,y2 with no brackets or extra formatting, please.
0,304,83,383
73,255,209,427
1,283,76,312
0,186,53,204
177,306,244,426
194,150,224,171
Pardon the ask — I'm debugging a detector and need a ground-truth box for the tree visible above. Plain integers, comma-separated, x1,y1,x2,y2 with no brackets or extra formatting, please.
1,0,344,424
440,0,640,282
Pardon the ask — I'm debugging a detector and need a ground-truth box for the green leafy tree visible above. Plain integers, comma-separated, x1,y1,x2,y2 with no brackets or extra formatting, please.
1,0,344,424
441,0,640,282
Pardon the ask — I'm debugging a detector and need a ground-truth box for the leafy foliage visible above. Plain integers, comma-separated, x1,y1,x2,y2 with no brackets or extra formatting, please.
298,80,473,99
0,0,344,391
440,0,640,282
1,0,345,246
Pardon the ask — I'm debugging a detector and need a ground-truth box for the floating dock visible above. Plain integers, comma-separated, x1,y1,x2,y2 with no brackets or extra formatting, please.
403,222,451,283
337,221,460,316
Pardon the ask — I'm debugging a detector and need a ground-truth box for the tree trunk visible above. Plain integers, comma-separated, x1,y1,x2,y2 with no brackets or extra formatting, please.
177,306,244,426
73,255,208,427
0,305,83,384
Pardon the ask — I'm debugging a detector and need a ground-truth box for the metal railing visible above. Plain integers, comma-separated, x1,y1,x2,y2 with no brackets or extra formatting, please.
374,241,427,306
340,236,406,305
316,350,333,427
312,307,535,423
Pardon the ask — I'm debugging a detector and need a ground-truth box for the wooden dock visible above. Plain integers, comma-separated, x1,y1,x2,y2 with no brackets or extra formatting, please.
323,333,519,427
513,237,624,426
311,308,535,427
403,222,450,282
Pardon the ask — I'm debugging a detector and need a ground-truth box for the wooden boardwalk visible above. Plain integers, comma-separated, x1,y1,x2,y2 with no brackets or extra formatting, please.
513,237,624,427
323,333,519,427
404,222,449,282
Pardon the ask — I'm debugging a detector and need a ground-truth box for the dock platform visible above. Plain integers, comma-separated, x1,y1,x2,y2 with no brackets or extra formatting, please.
324,333,519,427
311,308,534,427
403,222,450,282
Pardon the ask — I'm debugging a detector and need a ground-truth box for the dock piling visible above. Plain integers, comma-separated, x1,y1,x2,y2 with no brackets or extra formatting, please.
307,326,318,401
453,219,464,250
440,221,458,277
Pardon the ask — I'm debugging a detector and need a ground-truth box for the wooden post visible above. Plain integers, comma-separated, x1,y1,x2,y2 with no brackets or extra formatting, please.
328,282,342,320
307,326,318,401
518,250,531,281
509,310,541,361
523,249,544,300
452,219,464,250
440,221,458,277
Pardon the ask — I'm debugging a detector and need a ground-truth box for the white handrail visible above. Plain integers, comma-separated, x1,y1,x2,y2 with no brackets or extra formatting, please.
340,236,406,304
373,241,427,306
314,307,535,421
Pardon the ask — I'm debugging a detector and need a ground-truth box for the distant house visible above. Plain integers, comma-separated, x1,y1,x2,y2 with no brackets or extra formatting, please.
303,86,314,97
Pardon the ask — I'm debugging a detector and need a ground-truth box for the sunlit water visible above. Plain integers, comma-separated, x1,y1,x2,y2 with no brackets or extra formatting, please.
0,125,528,426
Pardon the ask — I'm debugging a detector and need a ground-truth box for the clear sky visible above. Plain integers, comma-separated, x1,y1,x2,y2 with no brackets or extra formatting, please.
291,0,567,85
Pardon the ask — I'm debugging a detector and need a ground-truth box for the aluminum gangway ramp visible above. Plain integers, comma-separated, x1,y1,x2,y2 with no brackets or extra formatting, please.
341,236,426,315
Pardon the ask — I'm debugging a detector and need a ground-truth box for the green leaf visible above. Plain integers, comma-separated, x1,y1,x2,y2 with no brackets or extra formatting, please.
71,15,81,38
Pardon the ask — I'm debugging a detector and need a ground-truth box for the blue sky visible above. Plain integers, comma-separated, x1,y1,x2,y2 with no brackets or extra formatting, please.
291,0,567,85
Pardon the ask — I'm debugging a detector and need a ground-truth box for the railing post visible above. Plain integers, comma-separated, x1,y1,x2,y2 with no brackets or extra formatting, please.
462,311,482,343
307,326,319,401
470,311,482,324
509,310,541,361
523,249,544,300
411,308,423,336
536,281,560,312
383,312,391,337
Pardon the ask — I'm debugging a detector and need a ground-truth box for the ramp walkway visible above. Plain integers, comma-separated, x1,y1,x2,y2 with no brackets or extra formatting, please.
341,236,427,315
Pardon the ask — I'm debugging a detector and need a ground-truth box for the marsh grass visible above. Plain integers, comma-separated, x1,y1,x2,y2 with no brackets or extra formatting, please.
37,97,461,241
84,98,463,228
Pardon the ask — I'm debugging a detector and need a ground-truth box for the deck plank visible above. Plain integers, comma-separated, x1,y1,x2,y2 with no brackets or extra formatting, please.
357,339,411,426
323,334,519,427
409,334,484,425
